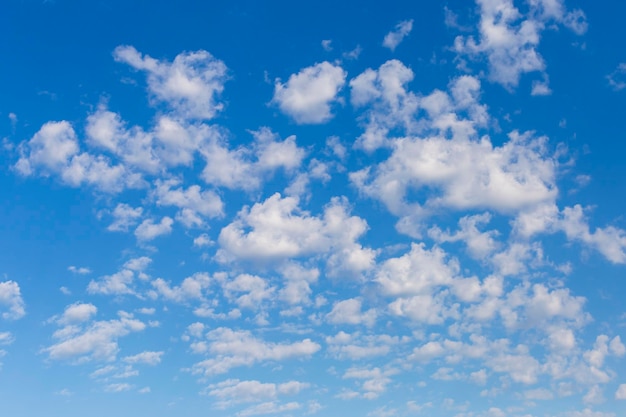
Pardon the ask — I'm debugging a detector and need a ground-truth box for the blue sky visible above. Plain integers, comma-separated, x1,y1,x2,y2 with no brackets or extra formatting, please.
2,0,626,416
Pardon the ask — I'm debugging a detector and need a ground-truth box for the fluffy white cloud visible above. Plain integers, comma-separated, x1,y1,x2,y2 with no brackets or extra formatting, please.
382,19,414,51
429,213,499,259
273,62,346,124
134,217,174,241
343,366,397,399
113,45,228,120
154,179,223,227
560,205,626,264
325,331,404,360
616,384,626,400
200,128,304,191
15,121,143,192
190,327,320,375
44,311,146,363
0,281,25,320
326,298,377,327
15,121,79,175
220,274,275,310
206,379,309,408
218,194,376,275
453,0,586,89
150,272,211,303
108,203,143,232
58,303,98,324
352,130,557,235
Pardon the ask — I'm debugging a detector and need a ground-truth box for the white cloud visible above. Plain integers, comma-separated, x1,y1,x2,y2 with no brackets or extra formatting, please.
150,272,211,303
560,205,626,264
220,274,275,310
237,401,300,417
67,266,92,275
134,217,174,241
326,331,403,360
88,269,135,296
104,383,133,393
123,351,163,366
0,281,25,320
352,130,557,235
16,121,143,193
15,121,78,175
58,303,98,324
453,0,587,89
616,384,626,400
531,77,552,96
206,379,309,408
607,63,626,91
113,45,228,120
272,62,346,124
44,311,146,363
383,19,413,51
200,128,305,191
428,213,499,259
326,298,377,327
108,203,143,232
154,179,224,227
349,60,419,151
343,366,397,399
191,327,320,376
217,194,375,276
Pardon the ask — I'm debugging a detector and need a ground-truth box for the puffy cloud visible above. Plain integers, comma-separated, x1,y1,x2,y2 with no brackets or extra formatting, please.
277,262,319,306
429,213,499,259
382,19,414,51
190,327,320,375
86,107,222,173
349,60,419,151
343,366,397,399
272,62,346,124
44,311,146,363
217,194,375,275
453,0,586,89
352,130,557,234
113,45,228,120
206,379,309,408
326,332,405,360
200,128,304,191
326,298,377,327
376,243,459,296
0,280,25,320
58,303,98,324
88,269,135,296
154,179,223,227
134,217,174,241
16,121,143,193
220,274,275,310
150,272,211,303
616,384,626,400
560,205,626,264
15,121,79,175
108,203,143,232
